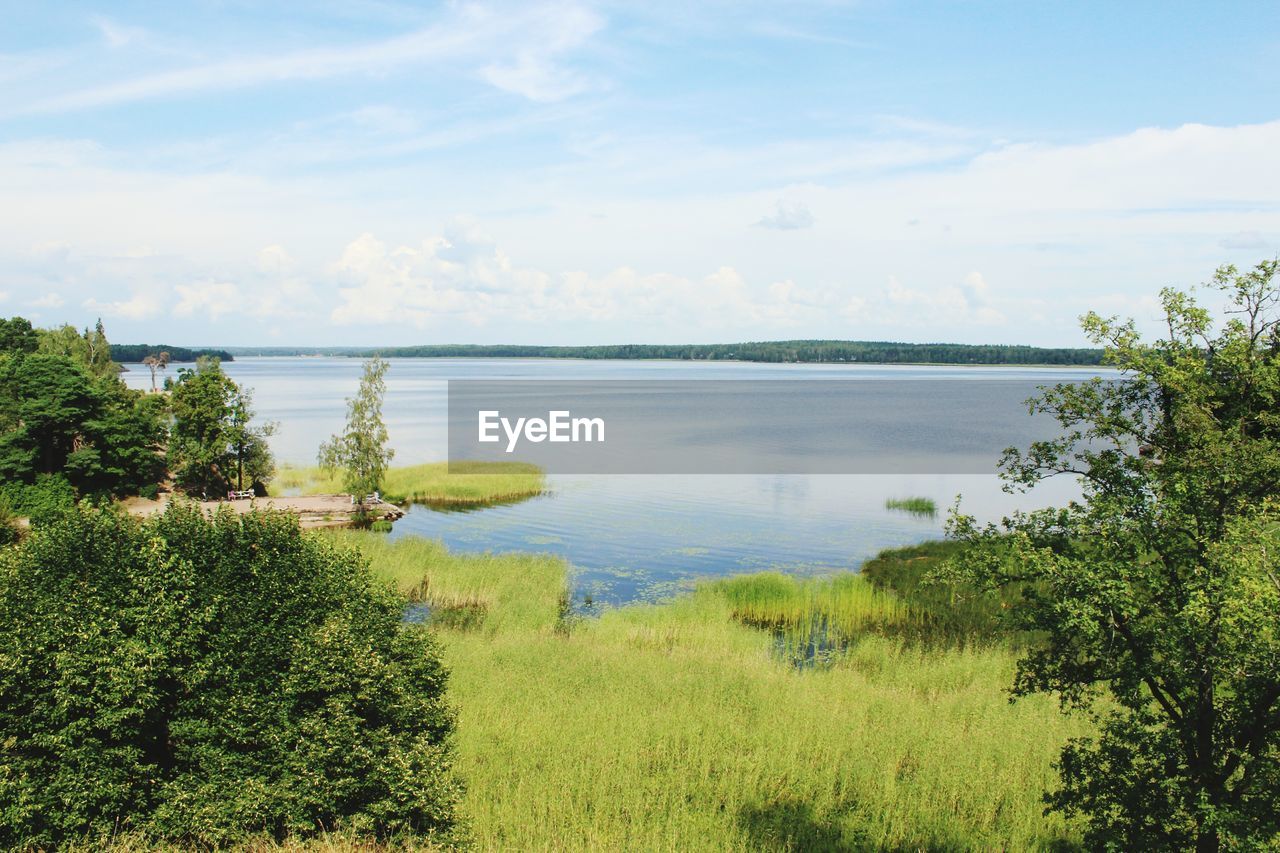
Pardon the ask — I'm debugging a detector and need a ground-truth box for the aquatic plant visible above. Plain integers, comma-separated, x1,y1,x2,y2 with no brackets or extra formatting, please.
277,461,545,508
885,496,937,516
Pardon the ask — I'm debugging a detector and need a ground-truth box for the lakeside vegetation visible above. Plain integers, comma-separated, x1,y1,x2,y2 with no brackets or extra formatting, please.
4,261,1280,849
277,461,546,508
220,339,1106,365
349,532,1090,850
884,496,937,516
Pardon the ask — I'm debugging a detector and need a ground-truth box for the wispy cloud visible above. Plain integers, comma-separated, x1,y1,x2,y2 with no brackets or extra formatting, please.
7,2,602,117
755,200,814,230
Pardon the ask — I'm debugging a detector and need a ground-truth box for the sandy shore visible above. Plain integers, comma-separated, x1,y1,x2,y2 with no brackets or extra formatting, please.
122,494,405,529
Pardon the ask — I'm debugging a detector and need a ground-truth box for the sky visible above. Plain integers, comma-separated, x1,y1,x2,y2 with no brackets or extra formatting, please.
1,1,1278,348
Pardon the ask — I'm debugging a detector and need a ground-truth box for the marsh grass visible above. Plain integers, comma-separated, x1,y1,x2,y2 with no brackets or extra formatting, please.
337,533,1088,850
861,540,1033,646
276,461,545,508
885,496,937,516
711,572,912,665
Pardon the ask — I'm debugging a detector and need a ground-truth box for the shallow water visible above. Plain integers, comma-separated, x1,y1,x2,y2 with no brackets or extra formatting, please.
122,357,1098,606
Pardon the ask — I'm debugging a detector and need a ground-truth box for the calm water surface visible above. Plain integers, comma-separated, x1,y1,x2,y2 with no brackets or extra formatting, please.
122,358,1099,606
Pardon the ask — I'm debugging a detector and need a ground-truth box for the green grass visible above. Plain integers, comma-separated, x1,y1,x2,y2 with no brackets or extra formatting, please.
885,496,937,516
862,540,1036,645
341,533,1089,850
275,461,546,508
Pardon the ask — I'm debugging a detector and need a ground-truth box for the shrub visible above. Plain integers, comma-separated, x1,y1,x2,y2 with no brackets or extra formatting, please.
0,496,17,545
1,473,76,524
0,503,463,848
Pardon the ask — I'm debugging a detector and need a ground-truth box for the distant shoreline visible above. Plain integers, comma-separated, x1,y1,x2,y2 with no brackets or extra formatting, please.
144,340,1105,367
127,354,1106,369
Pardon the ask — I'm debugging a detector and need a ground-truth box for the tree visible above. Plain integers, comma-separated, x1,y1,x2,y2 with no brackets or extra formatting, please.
226,388,276,492
318,357,394,502
36,320,118,380
0,503,462,847
142,349,170,392
0,317,38,356
169,359,274,496
0,353,165,501
945,260,1280,850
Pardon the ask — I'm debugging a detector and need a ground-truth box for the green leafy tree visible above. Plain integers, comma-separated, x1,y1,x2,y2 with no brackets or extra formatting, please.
0,354,164,501
227,388,276,492
0,317,38,356
37,319,118,379
169,359,274,495
946,260,1280,851
319,357,394,501
0,503,462,847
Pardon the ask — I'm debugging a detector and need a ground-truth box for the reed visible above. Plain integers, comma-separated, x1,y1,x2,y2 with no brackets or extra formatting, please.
276,461,545,508
885,496,937,516
340,533,1090,850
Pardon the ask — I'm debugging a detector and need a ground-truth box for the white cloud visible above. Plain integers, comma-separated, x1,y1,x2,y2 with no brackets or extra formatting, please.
883,273,1006,327
331,228,870,330
28,292,65,309
2,118,1279,344
83,290,164,320
1219,231,1272,250
92,17,149,49
755,200,814,230
12,2,602,117
174,282,242,319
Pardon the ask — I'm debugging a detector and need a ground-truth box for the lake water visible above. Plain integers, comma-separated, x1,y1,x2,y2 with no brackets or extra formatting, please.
121,358,1102,606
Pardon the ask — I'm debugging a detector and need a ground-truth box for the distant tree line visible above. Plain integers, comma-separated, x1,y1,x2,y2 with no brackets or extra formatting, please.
358,340,1100,363
110,343,234,363
257,340,1104,365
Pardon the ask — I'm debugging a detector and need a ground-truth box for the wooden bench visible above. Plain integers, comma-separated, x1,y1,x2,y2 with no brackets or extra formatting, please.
227,490,255,501
351,491,382,505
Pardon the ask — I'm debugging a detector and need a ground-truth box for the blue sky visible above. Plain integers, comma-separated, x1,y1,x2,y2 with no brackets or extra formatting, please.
1,1,1278,346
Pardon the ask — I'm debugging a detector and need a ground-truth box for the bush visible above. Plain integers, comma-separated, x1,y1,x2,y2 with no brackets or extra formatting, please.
0,496,17,545
0,504,463,848
0,473,76,524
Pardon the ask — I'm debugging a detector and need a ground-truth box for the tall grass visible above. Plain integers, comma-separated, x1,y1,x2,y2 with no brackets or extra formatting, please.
345,534,1088,850
276,461,545,508
885,496,937,516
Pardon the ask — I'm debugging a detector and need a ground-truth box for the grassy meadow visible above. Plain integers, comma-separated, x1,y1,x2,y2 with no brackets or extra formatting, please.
275,461,545,508
335,532,1091,850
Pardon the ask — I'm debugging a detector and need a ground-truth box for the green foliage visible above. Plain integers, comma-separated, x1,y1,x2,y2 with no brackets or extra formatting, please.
169,359,275,495
0,317,38,356
0,474,76,524
711,572,910,663
944,260,1280,850
0,349,165,499
278,461,545,508
885,496,937,516
0,495,18,545
318,357,394,500
0,504,463,848
110,344,234,363
860,541,1033,646
37,318,117,379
